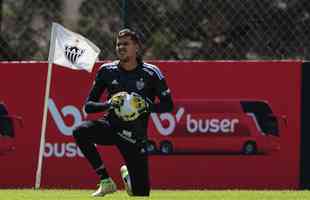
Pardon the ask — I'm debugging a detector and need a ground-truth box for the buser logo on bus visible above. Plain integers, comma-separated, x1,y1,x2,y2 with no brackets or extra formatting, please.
186,114,239,133
151,107,240,135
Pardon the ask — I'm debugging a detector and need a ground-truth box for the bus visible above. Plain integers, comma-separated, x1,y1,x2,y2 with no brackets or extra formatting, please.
147,100,285,155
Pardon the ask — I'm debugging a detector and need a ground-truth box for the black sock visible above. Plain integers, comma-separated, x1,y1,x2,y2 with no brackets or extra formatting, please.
96,168,109,180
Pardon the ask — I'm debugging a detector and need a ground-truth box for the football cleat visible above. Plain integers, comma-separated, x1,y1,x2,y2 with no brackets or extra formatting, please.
91,178,117,197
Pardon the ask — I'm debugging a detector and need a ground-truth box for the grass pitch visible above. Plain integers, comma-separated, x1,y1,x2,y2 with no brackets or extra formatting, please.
0,189,310,200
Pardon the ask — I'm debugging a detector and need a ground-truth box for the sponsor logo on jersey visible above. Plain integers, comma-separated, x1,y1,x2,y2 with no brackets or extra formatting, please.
136,78,145,90
112,79,119,85
117,130,136,144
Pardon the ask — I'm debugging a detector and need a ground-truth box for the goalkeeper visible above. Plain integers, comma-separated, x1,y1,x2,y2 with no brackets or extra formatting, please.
73,28,174,197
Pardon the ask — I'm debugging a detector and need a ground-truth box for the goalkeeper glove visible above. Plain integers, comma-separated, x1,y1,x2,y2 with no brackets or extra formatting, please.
131,93,150,114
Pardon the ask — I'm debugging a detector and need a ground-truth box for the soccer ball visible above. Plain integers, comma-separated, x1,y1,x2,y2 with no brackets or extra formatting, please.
114,93,141,121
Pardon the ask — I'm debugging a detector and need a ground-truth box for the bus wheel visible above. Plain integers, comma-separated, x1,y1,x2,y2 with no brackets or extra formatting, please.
159,141,173,154
146,140,157,154
243,142,257,155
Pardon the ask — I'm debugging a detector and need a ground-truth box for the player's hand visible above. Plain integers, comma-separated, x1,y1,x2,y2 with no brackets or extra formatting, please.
108,91,128,109
131,93,149,114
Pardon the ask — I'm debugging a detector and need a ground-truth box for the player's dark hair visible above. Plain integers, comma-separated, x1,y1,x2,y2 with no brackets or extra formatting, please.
117,28,143,63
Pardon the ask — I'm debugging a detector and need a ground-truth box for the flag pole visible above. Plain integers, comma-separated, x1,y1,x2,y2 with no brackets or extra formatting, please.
35,23,56,189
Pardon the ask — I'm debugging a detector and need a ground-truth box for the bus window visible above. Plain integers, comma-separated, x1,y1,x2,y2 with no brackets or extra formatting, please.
241,101,279,136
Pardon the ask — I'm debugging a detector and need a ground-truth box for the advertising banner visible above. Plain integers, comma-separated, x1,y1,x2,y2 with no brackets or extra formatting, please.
0,61,301,189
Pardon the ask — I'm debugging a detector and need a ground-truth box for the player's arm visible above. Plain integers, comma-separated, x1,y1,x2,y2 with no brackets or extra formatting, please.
84,68,111,113
84,101,111,113
148,73,174,113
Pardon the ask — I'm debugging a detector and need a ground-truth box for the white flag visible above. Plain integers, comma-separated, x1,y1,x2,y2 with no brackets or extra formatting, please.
48,22,100,73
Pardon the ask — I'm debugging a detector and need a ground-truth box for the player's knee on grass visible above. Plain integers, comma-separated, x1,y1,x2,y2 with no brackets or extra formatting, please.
132,190,150,196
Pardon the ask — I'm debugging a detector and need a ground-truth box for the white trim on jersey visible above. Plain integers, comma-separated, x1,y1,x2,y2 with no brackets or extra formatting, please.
142,68,154,76
100,61,118,70
143,63,164,80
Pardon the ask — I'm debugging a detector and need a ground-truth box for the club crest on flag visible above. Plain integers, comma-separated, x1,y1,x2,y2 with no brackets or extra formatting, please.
48,22,101,73
64,45,85,64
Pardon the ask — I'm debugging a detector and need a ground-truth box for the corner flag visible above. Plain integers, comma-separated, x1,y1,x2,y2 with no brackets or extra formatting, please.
48,22,100,72
35,23,100,189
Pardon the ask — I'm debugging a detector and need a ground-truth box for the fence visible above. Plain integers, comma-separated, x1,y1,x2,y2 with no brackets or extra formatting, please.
0,0,310,61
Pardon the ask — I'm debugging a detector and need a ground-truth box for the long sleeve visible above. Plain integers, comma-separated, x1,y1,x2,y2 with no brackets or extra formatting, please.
84,67,111,113
149,93,174,113
149,73,174,113
84,101,111,113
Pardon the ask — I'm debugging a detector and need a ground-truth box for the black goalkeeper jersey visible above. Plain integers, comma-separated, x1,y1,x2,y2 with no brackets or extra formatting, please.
84,61,174,139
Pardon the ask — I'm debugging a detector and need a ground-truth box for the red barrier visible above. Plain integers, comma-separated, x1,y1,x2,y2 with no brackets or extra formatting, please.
0,61,301,189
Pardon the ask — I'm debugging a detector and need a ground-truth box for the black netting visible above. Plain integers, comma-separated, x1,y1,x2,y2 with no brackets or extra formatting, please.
0,0,309,61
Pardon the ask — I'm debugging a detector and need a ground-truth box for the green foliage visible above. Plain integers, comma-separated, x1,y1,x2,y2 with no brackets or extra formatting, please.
0,0,62,60
0,0,310,60
77,0,121,60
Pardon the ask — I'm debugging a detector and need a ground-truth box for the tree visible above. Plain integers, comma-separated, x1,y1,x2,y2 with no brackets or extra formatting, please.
0,0,62,60
78,0,121,60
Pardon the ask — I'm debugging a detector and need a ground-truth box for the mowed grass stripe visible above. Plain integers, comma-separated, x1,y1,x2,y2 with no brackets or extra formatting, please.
0,189,310,200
